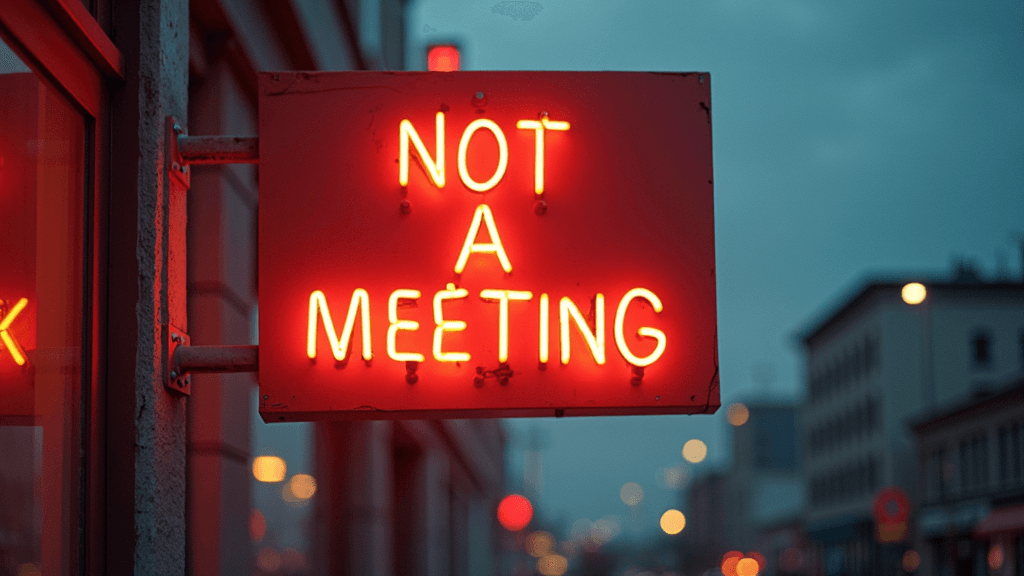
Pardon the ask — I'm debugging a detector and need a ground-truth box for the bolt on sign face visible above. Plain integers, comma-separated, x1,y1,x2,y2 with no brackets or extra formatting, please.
258,71,718,421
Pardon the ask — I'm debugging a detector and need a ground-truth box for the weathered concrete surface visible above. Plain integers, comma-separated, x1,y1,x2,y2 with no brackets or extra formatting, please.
109,0,189,572
134,0,189,572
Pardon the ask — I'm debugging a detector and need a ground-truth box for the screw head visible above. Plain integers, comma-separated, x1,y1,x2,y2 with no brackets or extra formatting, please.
406,373,418,384
534,200,547,215
400,199,412,214
170,371,178,380
173,123,183,134
471,92,487,107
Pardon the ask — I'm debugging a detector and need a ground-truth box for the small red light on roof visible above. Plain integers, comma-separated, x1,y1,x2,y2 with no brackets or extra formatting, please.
428,45,460,72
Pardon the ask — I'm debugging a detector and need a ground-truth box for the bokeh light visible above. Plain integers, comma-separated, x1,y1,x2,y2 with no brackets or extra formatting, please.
988,545,1004,570
427,45,460,72
657,465,691,490
280,548,306,572
591,517,621,544
902,550,921,572
16,564,41,576
747,551,766,571
289,474,317,499
659,509,686,534
497,494,533,531
721,551,743,576
537,554,568,576
252,455,286,483
901,282,926,305
619,482,644,506
727,403,750,426
249,509,266,541
256,547,282,572
527,531,555,558
736,557,760,576
682,439,707,463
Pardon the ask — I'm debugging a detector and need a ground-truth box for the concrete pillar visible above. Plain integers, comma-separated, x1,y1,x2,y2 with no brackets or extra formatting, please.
107,0,190,573
186,58,259,576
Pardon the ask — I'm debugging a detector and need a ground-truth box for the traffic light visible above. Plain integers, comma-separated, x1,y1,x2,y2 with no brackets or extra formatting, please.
427,44,460,72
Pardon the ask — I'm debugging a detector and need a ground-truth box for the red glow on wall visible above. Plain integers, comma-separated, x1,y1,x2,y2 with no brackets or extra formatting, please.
427,45,460,72
497,494,533,531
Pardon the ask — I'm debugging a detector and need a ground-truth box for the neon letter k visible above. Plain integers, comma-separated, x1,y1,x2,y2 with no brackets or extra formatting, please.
0,298,28,366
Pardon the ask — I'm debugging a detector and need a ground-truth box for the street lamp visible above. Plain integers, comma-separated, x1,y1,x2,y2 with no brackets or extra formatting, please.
901,282,926,305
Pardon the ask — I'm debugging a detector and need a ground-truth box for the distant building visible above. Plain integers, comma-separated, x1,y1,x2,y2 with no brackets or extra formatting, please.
798,276,1024,576
911,376,1024,576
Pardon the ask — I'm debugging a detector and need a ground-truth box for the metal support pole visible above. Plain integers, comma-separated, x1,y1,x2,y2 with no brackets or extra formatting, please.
177,135,259,164
174,344,259,374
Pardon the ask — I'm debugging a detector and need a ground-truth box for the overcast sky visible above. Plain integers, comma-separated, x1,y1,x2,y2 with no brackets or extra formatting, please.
406,0,1024,538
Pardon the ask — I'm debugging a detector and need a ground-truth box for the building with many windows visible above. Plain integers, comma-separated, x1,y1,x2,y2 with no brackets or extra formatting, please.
912,376,1024,576
799,274,1024,576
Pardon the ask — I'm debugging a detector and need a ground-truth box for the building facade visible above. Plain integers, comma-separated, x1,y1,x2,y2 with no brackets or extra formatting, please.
912,377,1024,576
799,277,1024,576
0,1,506,575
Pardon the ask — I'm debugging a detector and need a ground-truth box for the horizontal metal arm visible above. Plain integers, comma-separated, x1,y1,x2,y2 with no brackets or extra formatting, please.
178,135,259,165
173,344,259,374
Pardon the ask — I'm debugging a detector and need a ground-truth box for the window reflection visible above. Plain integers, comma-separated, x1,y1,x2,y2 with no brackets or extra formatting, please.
0,38,85,575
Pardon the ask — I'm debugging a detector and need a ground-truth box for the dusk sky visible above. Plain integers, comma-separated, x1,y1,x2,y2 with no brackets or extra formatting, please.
405,0,1024,537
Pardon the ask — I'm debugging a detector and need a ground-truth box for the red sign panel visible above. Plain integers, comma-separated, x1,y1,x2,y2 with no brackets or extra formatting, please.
258,71,718,420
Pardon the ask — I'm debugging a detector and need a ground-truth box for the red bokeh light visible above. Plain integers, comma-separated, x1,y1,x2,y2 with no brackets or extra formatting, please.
497,494,533,531
721,551,744,576
427,45,460,72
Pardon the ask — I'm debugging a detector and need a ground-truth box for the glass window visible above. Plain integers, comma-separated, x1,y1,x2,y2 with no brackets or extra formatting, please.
0,38,86,575
972,330,992,369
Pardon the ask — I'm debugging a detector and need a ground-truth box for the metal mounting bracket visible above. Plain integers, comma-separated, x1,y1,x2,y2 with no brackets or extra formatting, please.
165,324,192,395
166,116,190,189
162,117,261,397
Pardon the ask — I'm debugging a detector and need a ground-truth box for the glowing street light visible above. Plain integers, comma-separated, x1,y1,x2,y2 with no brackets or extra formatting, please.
901,282,926,305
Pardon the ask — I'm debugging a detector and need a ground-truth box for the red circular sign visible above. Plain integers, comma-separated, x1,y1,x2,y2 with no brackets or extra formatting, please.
873,487,910,524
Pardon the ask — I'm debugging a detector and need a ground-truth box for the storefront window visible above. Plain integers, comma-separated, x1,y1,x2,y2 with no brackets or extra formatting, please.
0,38,85,575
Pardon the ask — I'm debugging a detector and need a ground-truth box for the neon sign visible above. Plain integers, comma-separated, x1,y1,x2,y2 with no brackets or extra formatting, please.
0,298,28,366
258,71,718,420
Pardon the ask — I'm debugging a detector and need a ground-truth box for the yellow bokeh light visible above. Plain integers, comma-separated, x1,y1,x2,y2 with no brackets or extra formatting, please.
526,531,555,558
537,554,568,576
736,557,760,576
901,282,926,305
682,439,707,463
660,509,686,534
289,474,317,500
252,456,286,483
619,482,644,506
727,403,750,426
